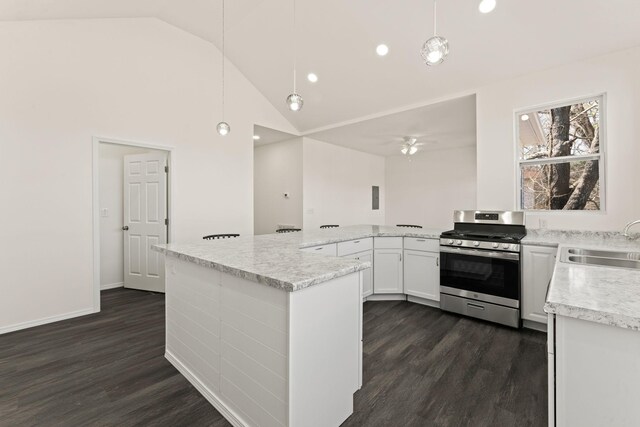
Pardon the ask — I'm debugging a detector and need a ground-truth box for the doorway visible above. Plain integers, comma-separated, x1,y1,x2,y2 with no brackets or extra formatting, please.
92,137,173,313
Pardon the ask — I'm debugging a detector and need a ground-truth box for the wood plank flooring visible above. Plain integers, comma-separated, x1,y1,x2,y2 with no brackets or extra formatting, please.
0,289,547,427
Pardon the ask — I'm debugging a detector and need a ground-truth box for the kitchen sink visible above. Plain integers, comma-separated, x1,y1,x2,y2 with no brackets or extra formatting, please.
562,247,640,270
567,248,640,261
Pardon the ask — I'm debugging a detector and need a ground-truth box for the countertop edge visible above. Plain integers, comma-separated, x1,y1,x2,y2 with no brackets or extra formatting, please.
152,244,372,292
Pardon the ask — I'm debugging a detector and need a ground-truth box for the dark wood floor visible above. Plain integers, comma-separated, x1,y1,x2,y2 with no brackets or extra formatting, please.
0,289,547,427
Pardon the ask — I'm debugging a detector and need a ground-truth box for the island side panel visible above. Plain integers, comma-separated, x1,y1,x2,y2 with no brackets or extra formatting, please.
288,272,362,427
555,315,640,427
165,257,289,427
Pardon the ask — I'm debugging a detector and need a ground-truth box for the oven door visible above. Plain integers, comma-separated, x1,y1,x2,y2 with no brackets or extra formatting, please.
440,246,520,306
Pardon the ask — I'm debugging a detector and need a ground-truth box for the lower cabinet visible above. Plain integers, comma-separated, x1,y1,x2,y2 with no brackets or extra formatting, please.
403,249,440,301
344,250,373,298
373,249,404,294
522,245,557,324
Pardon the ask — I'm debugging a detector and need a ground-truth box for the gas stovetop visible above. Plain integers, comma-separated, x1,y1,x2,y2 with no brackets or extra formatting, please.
440,229,526,243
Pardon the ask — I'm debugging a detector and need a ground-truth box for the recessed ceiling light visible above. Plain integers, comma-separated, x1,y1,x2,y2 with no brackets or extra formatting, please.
521,114,529,121
478,0,496,13
307,73,318,83
376,44,389,56
253,135,261,140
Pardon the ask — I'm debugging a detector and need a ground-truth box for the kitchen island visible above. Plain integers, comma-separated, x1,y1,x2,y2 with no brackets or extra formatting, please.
152,225,441,427
542,234,640,427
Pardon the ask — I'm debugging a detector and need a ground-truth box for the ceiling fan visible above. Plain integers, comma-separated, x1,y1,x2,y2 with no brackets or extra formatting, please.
397,136,436,156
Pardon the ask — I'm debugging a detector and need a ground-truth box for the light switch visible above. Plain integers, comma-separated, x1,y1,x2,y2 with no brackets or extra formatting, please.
101,208,109,218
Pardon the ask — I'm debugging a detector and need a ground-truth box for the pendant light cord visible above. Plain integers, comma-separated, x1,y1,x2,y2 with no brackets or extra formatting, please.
433,0,437,36
293,0,297,93
221,0,225,120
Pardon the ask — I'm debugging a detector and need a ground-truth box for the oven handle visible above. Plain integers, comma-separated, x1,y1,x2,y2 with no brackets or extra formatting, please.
440,246,520,261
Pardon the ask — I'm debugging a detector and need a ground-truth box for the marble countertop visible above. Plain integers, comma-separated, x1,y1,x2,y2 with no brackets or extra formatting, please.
152,225,443,292
543,236,640,330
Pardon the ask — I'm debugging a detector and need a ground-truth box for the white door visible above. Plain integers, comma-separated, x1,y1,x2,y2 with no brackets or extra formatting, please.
404,249,440,301
123,153,168,292
373,249,403,294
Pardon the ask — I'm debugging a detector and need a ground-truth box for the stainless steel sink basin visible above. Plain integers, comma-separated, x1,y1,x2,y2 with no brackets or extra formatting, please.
565,255,640,269
561,247,640,270
567,248,640,261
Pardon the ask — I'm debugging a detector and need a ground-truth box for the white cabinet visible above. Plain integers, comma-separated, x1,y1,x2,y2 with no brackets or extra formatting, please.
300,243,338,257
374,249,403,294
345,251,373,298
404,249,440,301
522,245,557,324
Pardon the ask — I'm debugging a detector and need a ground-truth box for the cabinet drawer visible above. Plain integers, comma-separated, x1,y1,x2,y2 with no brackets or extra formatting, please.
337,238,373,256
404,237,439,252
374,237,403,249
300,243,337,256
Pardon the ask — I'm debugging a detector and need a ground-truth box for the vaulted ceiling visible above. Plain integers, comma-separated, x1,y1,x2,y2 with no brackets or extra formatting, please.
3,0,640,133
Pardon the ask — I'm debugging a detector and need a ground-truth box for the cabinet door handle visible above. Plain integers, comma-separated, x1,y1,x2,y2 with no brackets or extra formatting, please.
399,253,402,262
354,240,360,243
436,257,439,267
416,239,425,242
315,247,323,251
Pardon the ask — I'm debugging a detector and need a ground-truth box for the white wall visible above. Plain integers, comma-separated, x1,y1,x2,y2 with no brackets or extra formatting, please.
0,18,296,333
302,138,385,229
254,138,303,234
99,143,166,289
477,46,640,231
385,146,477,229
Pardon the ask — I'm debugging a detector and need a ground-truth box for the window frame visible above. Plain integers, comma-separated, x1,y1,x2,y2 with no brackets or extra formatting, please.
514,93,607,213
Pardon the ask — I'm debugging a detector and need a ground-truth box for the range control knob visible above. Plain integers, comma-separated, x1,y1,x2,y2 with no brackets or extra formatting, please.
502,243,510,249
473,241,480,247
456,240,463,245
448,239,454,245
492,242,499,249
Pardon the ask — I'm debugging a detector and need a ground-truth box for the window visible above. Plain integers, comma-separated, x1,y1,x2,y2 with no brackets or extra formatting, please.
516,95,604,211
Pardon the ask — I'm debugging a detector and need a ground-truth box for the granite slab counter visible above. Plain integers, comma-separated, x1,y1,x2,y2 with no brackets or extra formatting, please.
523,228,640,248
543,236,640,330
152,225,444,292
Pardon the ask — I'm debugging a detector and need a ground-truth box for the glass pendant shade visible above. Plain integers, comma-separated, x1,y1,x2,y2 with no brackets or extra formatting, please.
409,145,418,155
216,121,230,136
286,93,304,112
401,147,409,155
421,35,449,66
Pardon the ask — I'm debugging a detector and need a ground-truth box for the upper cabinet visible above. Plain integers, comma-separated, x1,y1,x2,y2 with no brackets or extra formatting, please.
522,245,557,324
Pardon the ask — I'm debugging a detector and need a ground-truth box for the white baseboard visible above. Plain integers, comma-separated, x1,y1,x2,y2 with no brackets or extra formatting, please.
523,319,547,332
365,294,407,301
0,308,95,335
407,295,440,308
101,281,124,291
165,350,247,427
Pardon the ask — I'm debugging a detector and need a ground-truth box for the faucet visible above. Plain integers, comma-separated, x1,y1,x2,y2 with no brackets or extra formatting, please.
623,219,640,238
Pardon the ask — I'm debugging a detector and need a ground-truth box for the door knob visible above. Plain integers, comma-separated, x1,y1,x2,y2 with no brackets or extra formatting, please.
122,226,129,231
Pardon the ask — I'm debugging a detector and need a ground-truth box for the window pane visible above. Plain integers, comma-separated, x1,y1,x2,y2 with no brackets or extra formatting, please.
518,98,600,160
521,160,600,210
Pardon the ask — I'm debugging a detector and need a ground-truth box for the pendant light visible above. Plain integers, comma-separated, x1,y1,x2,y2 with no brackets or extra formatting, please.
285,0,303,112
216,0,230,136
420,0,449,66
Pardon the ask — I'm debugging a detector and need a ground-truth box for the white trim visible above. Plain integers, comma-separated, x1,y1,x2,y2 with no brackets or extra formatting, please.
523,319,547,332
92,136,174,315
0,308,94,335
100,281,124,291
365,294,407,301
165,350,248,427
514,93,606,213
406,295,440,308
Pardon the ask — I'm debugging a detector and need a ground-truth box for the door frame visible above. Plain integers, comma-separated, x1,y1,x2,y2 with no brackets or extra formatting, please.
92,136,174,313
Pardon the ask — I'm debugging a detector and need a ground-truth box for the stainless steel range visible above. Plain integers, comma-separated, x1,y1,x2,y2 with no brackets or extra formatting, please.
439,210,526,328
